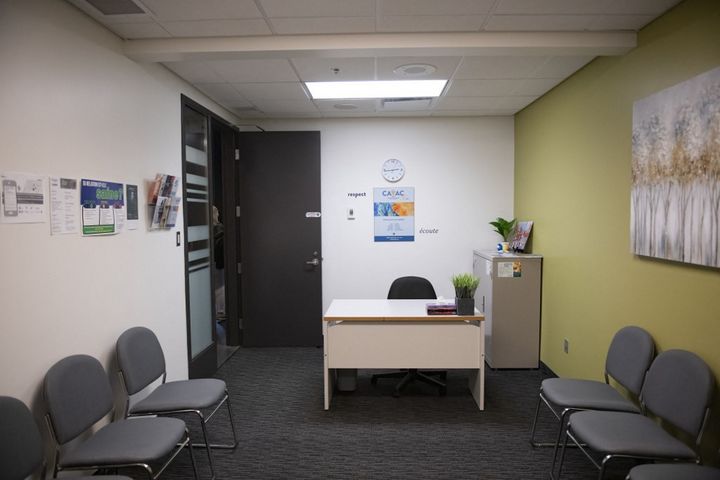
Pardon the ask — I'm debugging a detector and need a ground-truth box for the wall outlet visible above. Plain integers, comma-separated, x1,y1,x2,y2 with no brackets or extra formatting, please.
563,338,569,354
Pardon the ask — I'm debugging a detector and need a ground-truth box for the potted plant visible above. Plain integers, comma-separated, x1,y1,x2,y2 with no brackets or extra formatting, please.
452,273,480,315
489,217,516,253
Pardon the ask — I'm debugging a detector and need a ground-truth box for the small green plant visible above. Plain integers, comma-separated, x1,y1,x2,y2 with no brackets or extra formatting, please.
489,217,517,241
451,273,480,299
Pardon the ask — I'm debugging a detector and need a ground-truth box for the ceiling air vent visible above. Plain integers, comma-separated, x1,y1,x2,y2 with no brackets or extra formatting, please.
85,0,145,15
381,97,433,112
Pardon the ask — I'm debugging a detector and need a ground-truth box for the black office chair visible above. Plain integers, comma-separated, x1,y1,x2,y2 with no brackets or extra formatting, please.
370,276,447,397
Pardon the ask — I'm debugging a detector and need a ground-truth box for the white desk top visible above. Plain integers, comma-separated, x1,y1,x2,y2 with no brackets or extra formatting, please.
323,299,483,322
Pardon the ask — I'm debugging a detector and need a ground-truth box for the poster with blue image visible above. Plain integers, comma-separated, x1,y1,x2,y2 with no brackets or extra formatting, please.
373,187,414,242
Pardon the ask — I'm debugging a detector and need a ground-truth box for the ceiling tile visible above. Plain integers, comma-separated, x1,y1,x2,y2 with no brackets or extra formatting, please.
484,15,592,31
455,56,548,80
140,0,262,21
607,0,682,15
495,0,614,15
291,57,376,82
530,56,594,78
315,99,377,112
160,19,271,37
194,83,250,105
252,99,319,114
233,82,310,101
109,22,170,39
231,107,266,118
259,0,374,17
435,96,498,110
445,79,519,97
378,15,485,32
378,0,495,16
587,15,655,31
431,109,515,116
269,17,375,35
65,0,153,23
163,61,225,84
207,59,298,83
494,95,539,110
376,56,461,80
511,78,563,96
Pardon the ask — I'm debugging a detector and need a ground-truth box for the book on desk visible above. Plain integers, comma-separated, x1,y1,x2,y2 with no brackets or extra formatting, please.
426,301,457,315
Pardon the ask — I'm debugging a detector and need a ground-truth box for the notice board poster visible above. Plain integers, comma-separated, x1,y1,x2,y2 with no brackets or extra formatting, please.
80,179,124,236
373,187,414,242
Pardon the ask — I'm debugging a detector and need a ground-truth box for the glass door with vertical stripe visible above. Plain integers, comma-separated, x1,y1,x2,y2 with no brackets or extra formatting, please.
182,101,216,377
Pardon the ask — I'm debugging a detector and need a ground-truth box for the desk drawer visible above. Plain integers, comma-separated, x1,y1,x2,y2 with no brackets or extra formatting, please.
326,321,482,369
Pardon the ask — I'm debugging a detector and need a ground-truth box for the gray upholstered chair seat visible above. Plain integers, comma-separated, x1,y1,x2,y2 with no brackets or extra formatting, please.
627,463,720,480
542,378,641,412
130,378,227,413
60,417,187,467
569,411,696,459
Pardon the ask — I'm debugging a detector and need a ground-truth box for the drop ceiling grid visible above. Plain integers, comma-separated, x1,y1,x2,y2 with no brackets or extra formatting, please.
63,0,684,118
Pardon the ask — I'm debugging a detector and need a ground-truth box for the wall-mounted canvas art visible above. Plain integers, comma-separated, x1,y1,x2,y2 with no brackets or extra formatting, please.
631,66,720,268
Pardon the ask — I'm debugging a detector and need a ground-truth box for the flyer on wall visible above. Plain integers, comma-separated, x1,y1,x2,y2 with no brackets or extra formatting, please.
0,172,46,224
373,186,415,242
80,179,125,236
49,177,80,235
125,184,139,230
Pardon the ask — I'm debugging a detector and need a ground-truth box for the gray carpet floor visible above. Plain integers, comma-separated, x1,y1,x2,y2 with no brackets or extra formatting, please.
125,347,641,479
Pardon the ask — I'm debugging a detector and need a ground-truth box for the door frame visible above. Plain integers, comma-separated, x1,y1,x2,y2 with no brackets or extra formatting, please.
181,95,240,377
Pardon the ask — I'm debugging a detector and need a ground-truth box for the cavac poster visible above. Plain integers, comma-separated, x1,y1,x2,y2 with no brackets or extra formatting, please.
80,179,124,236
373,187,414,242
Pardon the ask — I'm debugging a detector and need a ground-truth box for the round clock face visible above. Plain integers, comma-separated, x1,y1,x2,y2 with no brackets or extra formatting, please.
382,158,405,182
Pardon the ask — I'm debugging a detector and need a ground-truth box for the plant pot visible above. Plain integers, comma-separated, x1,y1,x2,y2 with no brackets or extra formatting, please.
456,297,475,316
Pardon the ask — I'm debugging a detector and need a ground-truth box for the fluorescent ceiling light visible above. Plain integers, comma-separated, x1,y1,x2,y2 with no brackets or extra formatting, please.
306,80,447,100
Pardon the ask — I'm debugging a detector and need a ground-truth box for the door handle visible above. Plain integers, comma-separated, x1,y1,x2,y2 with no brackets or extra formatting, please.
305,258,320,266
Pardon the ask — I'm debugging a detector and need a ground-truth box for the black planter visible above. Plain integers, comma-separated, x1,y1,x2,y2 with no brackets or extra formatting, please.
456,297,475,315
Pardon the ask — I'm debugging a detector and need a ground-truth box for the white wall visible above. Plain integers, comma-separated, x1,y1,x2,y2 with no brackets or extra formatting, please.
0,0,238,408
255,118,515,310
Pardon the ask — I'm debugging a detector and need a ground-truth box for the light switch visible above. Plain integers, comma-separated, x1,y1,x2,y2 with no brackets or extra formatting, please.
347,207,355,220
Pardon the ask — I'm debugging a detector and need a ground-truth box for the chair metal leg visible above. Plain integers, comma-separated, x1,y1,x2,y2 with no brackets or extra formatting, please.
224,390,239,449
187,433,200,480
195,411,216,480
553,429,570,480
529,394,543,446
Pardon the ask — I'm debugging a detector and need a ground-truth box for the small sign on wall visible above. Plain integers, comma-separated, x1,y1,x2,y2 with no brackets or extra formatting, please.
373,187,414,242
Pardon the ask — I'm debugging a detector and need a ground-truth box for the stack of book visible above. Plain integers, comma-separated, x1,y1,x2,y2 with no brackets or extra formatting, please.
426,301,457,315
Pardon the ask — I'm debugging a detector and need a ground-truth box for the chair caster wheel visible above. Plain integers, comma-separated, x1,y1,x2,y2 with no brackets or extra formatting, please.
392,390,401,398
371,377,378,385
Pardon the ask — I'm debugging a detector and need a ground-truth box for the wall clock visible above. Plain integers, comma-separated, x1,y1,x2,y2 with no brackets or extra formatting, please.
381,158,405,182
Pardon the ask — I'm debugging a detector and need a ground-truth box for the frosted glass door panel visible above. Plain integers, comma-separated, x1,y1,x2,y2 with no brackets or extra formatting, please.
189,266,213,356
182,103,215,369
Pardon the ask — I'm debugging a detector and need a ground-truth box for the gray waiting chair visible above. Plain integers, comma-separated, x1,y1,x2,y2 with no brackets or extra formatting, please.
370,276,447,397
627,462,720,480
556,349,716,480
43,354,198,479
530,325,654,472
116,326,238,480
0,395,132,480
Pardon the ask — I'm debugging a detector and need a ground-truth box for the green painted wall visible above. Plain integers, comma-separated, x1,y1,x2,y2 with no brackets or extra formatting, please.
515,0,720,454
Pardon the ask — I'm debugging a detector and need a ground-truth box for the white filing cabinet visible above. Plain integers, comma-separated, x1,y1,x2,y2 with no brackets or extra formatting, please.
473,251,542,369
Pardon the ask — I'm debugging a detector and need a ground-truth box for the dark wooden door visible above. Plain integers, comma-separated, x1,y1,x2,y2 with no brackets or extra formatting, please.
238,131,322,346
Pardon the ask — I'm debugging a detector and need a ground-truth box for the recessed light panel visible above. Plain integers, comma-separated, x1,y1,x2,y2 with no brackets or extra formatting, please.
306,80,447,100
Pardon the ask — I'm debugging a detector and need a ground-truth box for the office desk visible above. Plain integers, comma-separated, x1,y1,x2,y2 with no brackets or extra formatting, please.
323,299,485,410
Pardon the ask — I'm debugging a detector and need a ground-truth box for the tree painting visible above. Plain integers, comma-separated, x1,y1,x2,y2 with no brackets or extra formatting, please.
631,66,720,268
